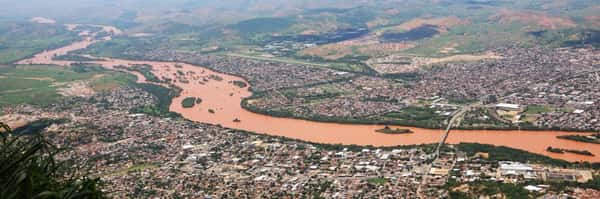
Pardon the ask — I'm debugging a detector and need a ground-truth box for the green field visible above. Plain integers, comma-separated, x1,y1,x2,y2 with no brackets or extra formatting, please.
181,97,200,108
0,22,78,64
367,177,388,185
0,65,135,106
525,105,552,114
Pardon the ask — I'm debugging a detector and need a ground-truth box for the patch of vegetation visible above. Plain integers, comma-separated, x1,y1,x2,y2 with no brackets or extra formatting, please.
181,97,200,108
231,80,248,88
375,125,412,134
367,177,388,185
54,54,103,62
242,98,447,129
130,83,181,118
456,143,572,167
303,93,342,101
0,65,136,106
293,54,376,75
382,25,440,42
382,106,448,128
382,72,421,82
461,108,508,128
384,107,441,121
89,72,136,91
242,91,449,129
0,22,78,64
525,105,551,114
547,147,594,156
69,63,107,73
106,164,158,176
128,64,163,83
532,29,600,48
449,181,531,199
0,65,91,106
229,17,295,38
75,36,160,59
449,191,470,199
556,134,600,144
208,74,223,81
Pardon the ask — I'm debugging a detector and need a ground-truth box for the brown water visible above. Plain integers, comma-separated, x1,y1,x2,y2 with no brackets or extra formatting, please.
19,35,600,163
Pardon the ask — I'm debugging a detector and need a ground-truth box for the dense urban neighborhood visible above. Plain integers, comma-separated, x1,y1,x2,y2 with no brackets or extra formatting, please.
2,88,600,198
119,44,600,132
1,0,600,198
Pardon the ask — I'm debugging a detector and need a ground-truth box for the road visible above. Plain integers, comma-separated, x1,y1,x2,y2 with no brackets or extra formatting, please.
434,105,471,158
224,53,330,67
417,104,472,199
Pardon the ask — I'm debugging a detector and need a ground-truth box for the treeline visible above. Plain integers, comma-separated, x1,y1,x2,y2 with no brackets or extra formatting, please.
131,83,181,118
230,128,441,153
547,147,595,156
55,54,104,62
241,98,446,129
556,134,600,144
116,64,164,83
293,54,377,75
449,181,532,199
450,176,600,199
457,143,600,168
231,80,248,88
12,118,69,135
381,72,421,81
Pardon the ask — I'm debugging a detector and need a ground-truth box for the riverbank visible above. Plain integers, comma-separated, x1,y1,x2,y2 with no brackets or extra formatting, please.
241,96,599,133
17,29,600,162
195,119,597,167
557,134,600,144
68,42,599,133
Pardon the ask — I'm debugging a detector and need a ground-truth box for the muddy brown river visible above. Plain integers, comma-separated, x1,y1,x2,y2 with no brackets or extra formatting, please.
18,33,600,163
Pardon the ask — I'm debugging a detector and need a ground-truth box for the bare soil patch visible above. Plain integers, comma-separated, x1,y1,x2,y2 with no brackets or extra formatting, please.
367,18,391,29
367,52,501,74
490,9,576,30
300,43,355,60
56,74,105,97
300,32,416,60
56,81,95,97
426,52,501,64
387,16,469,33
300,41,415,60
21,77,55,81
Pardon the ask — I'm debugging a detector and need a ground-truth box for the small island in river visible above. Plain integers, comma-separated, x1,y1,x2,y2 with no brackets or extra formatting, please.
181,97,202,108
546,147,595,156
376,125,413,134
557,134,600,144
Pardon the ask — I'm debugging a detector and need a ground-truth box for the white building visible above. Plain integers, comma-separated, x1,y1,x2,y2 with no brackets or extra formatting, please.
496,103,523,111
498,161,535,178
